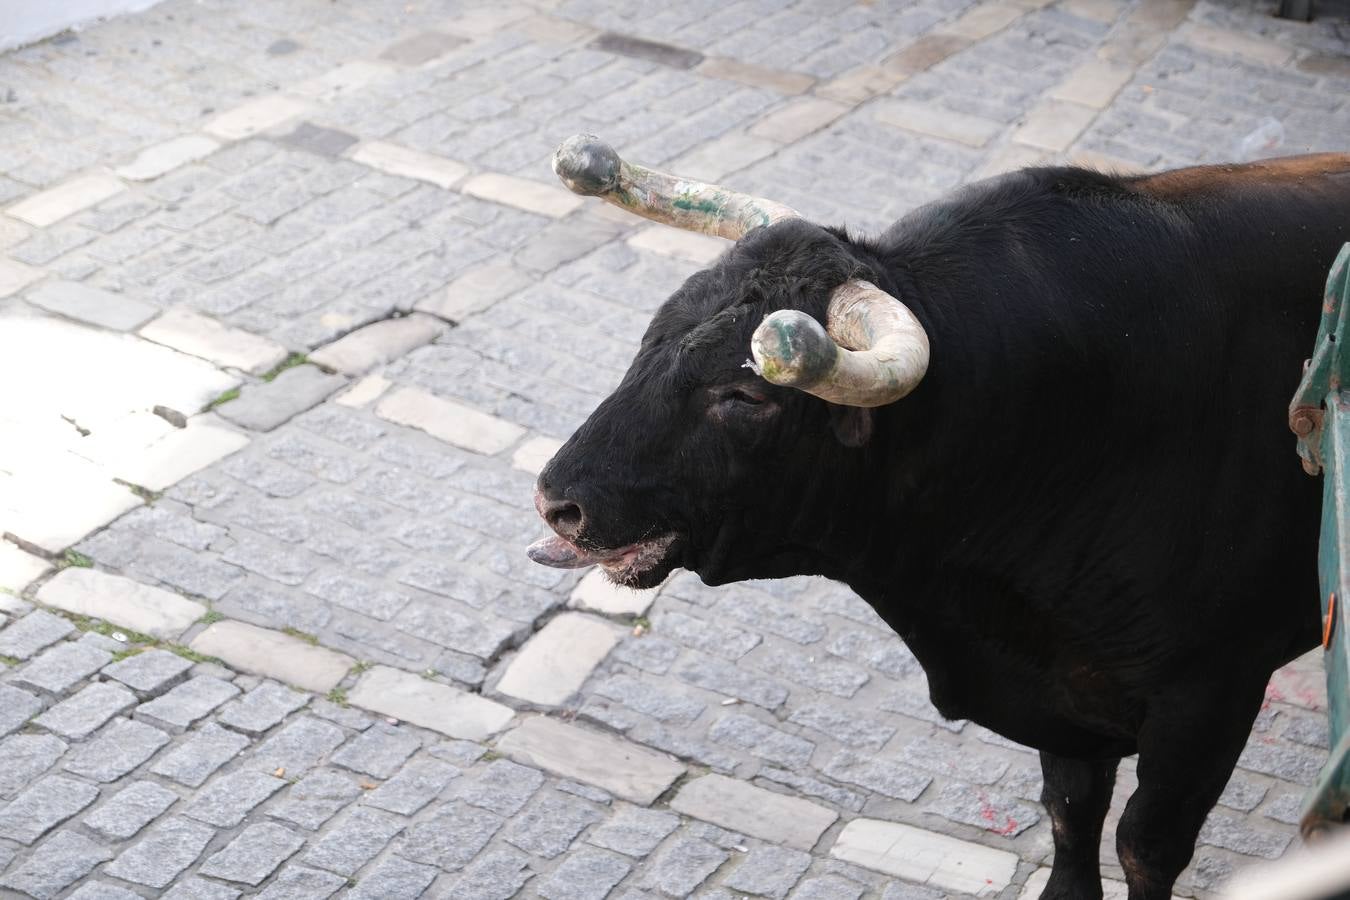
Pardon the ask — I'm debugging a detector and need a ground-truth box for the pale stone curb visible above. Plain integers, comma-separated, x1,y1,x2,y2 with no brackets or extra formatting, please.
375,386,524,456
1019,868,1133,900
628,226,729,266
670,133,779,184
308,313,445,376
203,95,312,141
510,435,561,476
334,374,391,409
37,568,205,640
347,665,515,740
829,818,1020,896
496,715,685,805
5,173,126,228
349,141,469,190
495,612,624,706
670,774,838,852
874,100,1003,148
749,97,849,145
0,259,44,298
461,173,583,218
568,569,656,617
415,262,534,322
190,621,354,694
0,542,52,594
115,135,221,182
1184,24,1294,67
696,58,815,95
291,61,399,101
939,2,1025,40
115,415,250,492
1011,100,1099,153
27,280,158,332
1049,60,1134,110
139,308,290,375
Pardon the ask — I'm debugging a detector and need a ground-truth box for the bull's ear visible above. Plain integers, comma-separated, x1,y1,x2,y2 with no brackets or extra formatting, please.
828,405,873,447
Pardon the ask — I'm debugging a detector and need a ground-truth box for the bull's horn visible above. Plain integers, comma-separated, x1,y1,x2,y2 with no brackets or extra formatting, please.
750,280,929,408
552,134,798,241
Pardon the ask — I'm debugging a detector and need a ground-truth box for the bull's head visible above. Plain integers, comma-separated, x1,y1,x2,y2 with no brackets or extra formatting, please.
528,135,931,589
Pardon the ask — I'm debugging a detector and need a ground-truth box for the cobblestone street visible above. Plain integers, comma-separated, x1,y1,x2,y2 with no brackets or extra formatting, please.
1,0,1348,897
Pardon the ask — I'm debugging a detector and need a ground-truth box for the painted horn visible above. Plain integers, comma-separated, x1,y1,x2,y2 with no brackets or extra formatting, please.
750,280,930,408
552,134,799,241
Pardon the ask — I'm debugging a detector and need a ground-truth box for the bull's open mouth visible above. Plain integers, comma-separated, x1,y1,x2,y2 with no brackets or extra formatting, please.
527,532,681,588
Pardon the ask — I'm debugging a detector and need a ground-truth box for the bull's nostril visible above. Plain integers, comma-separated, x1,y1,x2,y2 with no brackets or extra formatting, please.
544,500,584,539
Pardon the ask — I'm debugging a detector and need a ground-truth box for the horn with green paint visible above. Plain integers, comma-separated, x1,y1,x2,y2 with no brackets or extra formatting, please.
552,134,798,240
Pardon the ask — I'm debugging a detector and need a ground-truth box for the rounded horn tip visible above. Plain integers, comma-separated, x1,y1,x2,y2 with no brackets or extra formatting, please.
553,134,621,197
751,310,837,388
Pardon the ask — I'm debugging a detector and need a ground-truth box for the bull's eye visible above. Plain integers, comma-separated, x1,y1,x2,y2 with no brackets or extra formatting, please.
718,387,764,406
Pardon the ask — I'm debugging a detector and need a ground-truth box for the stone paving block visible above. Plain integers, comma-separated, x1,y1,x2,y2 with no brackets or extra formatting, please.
350,140,469,189
82,780,180,840
626,224,729,267
1183,24,1293,67
254,865,346,899
376,385,525,455
750,98,849,145
292,61,399,101
829,818,1020,895
639,836,729,896
302,806,406,876
268,769,363,830
926,782,1040,836
217,364,347,432
184,768,287,827
37,567,206,641
444,847,532,899
327,721,418,778
788,703,895,752
874,99,1003,148
496,716,684,805
116,135,222,181
379,30,468,65
696,57,815,95
104,815,217,888
593,675,705,726
26,280,158,330
538,847,632,900
671,774,837,851
708,711,815,767
347,855,440,900
251,715,347,776
64,717,170,782
0,540,50,592
1198,810,1294,860
0,258,43,297
334,373,390,408
1018,868,1129,900
216,679,309,734
455,759,545,816
461,173,584,218
308,313,445,376
941,1,1026,39
496,611,624,706
204,95,312,141
725,845,814,898
590,31,703,69
66,882,146,900
116,416,251,492
671,132,780,183
416,260,535,321
280,122,359,157
347,664,513,740
6,173,126,227
397,800,505,870
505,791,605,858
34,680,136,740
0,734,67,799
0,609,75,660
1050,60,1134,108
792,875,867,900
365,757,461,815
512,434,562,476
140,307,289,375
200,822,306,885
675,653,788,709
102,647,195,694
0,830,114,899
0,775,100,844
1013,100,1100,152
194,620,359,696
150,722,250,787
587,804,680,857
161,877,243,900
822,749,932,802
135,675,240,733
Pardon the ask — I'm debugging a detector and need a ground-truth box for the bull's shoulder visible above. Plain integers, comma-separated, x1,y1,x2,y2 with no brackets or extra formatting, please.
1125,153,1350,202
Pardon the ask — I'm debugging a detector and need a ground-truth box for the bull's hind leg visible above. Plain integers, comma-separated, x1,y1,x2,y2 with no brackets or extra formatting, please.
1115,681,1267,900
1039,752,1120,900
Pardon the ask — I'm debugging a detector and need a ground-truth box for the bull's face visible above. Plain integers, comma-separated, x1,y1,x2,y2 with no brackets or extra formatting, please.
528,137,930,589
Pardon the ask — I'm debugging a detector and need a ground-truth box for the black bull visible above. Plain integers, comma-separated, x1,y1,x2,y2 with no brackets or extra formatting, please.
531,153,1350,898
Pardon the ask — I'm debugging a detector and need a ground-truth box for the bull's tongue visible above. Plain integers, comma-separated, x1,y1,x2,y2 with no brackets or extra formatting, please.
526,535,599,569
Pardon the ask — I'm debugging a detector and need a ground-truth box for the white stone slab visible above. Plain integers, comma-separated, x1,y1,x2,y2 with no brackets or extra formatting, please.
203,95,311,140
6,173,126,227
37,567,205,640
511,435,561,476
671,774,838,851
139,308,289,375
0,259,42,298
292,61,399,101
1184,24,1293,67
190,620,353,693
874,100,1003,148
940,2,1025,39
628,226,728,265
0,448,141,554
334,374,390,409
1019,868,1131,900
670,132,779,182
348,665,514,740
461,173,582,218
415,262,534,321
375,386,524,455
1012,100,1099,152
115,135,221,181
569,569,656,617
830,818,1019,896
749,97,848,144
0,541,51,593
496,612,623,706
308,313,444,376
1050,60,1133,109
114,416,250,492
27,280,158,331
350,141,469,189
496,715,684,804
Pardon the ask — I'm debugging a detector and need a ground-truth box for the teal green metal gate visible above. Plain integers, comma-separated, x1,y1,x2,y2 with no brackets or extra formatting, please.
1288,243,1350,836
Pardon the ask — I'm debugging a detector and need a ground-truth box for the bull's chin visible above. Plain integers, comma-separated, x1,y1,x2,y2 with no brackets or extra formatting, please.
526,533,683,590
